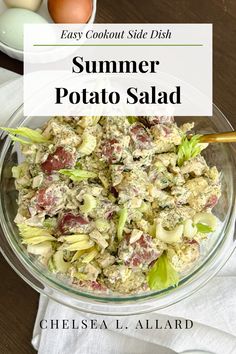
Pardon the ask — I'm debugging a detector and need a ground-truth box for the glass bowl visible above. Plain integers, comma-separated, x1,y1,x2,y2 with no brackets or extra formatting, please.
0,105,235,315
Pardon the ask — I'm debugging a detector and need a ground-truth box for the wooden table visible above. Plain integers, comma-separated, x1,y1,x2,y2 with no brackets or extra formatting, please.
0,1,235,353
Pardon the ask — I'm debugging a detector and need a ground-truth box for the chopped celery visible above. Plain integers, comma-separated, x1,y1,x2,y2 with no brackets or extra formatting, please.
27,241,52,256
193,212,217,231
95,218,110,233
117,208,128,241
59,168,97,182
12,162,28,179
17,224,56,244
127,116,138,124
48,257,56,272
53,250,70,273
1,126,50,144
80,194,96,213
81,247,98,264
43,218,57,230
58,234,89,243
63,240,95,251
196,223,213,233
78,133,97,155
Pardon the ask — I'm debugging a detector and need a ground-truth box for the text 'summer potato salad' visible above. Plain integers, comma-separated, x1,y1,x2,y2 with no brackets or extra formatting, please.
2,116,221,295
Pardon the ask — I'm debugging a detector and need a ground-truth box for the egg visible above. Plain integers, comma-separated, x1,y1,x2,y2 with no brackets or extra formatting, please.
48,0,93,24
0,9,47,51
3,0,43,12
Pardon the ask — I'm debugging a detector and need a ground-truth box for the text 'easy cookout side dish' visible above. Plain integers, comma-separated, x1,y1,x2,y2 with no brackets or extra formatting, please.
1,116,221,295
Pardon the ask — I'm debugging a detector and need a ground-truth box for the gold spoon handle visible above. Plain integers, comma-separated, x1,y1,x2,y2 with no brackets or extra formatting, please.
199,131,236,143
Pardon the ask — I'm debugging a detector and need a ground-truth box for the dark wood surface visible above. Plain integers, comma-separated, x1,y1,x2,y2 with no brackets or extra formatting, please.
0,1,235,353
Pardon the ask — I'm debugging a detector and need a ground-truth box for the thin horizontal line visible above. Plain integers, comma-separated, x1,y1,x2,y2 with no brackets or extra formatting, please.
33,43,203,47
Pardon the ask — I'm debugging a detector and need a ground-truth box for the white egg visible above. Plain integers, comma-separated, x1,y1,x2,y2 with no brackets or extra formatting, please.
3,0,43,12
0,9,47,51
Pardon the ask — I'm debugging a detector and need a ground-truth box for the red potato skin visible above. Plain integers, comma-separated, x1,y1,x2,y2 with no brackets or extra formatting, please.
119,234,160,268
130,124,152,149
186,239,200,264
73,279,107,292
58,212,89,234
35,185,65,215
145,116,174,126
36,188,55,211
101,138,122,163
205,195,218,209
41,147,75,174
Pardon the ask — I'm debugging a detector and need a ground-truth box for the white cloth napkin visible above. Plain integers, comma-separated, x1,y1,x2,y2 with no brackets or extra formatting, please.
0,68,23,122
0,68,236,354
31,254,236,354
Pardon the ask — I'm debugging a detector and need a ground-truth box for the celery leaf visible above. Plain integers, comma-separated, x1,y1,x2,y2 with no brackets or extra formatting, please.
147,252,179,290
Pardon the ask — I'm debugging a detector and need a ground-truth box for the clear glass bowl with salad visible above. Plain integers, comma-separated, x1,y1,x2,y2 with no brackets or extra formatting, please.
0,105,235,315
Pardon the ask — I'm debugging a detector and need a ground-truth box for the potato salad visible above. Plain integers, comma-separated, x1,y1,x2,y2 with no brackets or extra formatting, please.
3,116,221,295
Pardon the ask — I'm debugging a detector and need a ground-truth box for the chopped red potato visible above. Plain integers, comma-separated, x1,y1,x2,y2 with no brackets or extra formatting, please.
118,234,161,269
101,138,123,163
41,146,76,174
58,212,89,234
130,123,152,149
